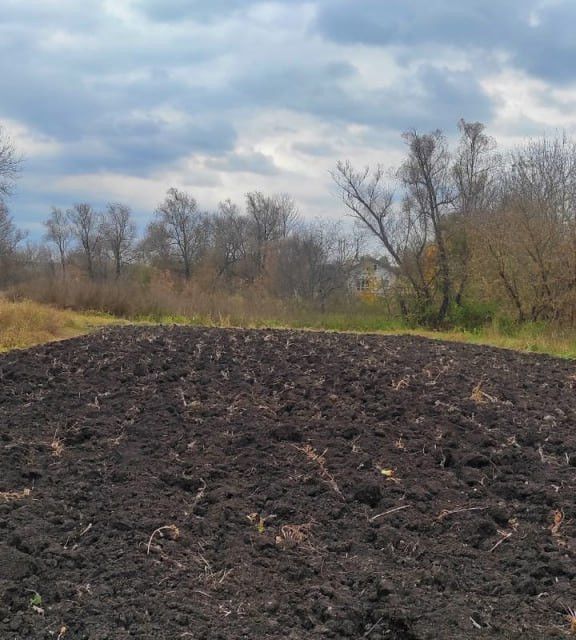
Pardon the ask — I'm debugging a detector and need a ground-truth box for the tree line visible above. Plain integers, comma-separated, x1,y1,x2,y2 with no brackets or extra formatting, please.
334,120,576,326
2,119,576,327
2,180,362,310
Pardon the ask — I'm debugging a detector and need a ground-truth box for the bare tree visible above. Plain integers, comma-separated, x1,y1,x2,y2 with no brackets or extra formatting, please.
44,207,71,277
398,129,456,323
67,203,101,279
0,201,25,283
0,125,21,197
101,203,136,278
453,120,497,215
0,200,25,254
450,120,499,303
139,221,175,272
245,192,299,276
332,161,398,264
332,160,429,316
476,134,576,322
246,192,299,243
211,199,249,281
155,188,209,279
266,221,361,308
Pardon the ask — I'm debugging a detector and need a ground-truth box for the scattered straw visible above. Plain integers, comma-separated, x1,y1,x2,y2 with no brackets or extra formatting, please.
276,522,314,546
550,509,564,536
370,505,411,521
51,430,65,457
293,444,343,498
436,506,487,521
146,524,180,555
471,381,498,404
565,606,576,635
0,488,31,502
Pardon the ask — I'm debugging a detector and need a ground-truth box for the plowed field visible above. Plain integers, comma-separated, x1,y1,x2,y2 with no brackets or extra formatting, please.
1,327,575,639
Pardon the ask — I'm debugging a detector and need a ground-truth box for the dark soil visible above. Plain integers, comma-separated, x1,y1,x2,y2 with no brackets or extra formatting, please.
1,327,575,639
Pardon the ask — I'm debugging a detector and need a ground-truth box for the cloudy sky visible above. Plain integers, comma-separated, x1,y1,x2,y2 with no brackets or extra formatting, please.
2,0,576,235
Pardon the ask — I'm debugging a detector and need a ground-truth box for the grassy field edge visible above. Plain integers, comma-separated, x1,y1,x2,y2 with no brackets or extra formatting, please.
2,298,576,359
0,299,121,352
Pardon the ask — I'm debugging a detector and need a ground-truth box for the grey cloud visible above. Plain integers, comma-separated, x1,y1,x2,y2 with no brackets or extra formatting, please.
136,0,262,22
205,151,279,175
1,0,107,30
135,0,313,25
315,0,576,84
1,0,571,235
231,60,493,132
292,142,336,157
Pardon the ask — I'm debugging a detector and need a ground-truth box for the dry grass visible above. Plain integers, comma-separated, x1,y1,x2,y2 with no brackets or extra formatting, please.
275,522,314,548
50,431,65,457
566,607,576,635
470,380,498,404
0,488,31,502
293,444,344,498
5,281,576,362
0,298,118,352
12,277,289,327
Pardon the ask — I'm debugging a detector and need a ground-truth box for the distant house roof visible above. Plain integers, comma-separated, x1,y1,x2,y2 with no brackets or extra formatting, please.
349,256,392,296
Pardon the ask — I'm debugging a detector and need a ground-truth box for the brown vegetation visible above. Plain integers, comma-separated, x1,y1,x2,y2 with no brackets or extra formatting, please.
2,120,576,336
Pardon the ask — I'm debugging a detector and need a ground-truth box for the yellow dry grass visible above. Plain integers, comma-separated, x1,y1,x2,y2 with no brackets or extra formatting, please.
0,298,119,352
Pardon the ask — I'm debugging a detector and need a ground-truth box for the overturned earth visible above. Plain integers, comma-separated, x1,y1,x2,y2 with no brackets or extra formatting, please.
1,327,575,639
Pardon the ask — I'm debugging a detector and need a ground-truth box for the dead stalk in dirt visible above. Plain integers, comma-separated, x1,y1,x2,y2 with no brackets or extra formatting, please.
370,505,411,521
178,388,187,407
56,625,67,640
471,380,498,404
146,524,180,555
489,517,518,552
197,553,233,587
275,522,314,547
50,430,64,457
364,616,384,637
391,377,409,391
293,444,343,498
0,488,31,502
188,479,207,516
565,606,576,635
351,436,363,454
470,617,482,630
550,509,564,536
436,506,487,521
489,531,513,552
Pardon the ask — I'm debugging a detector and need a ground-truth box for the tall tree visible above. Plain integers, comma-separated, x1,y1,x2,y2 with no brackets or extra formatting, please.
0,201,25,283
44,207,71,277
211,199,249,281
67,203,101,279
0,124,21,197
451,120,498,303
0,201,25,257
245,192,299,276
332,160,429,317
398,129,455,323
101,203,136,278
155,188,209,279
